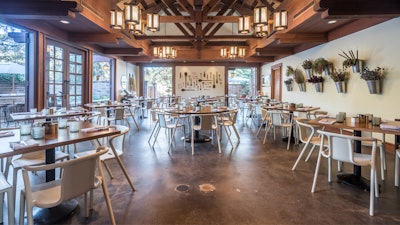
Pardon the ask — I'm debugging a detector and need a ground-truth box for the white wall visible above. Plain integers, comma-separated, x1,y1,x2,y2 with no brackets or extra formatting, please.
261,18,400,142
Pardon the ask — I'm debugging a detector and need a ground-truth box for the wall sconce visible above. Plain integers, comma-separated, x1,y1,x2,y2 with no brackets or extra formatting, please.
110,9,124,29
124,2,140,25
238,16,251,34
147,13,160,32
254,6,268,27
274,10,288,31
255,24,269,37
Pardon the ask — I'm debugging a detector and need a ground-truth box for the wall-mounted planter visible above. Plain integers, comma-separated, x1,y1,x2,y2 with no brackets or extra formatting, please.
366,80,381,94
313,82,323,92
305,69,312,78
335,81,346,93
297,83,306,92
352,60,363,73
285,84,293,92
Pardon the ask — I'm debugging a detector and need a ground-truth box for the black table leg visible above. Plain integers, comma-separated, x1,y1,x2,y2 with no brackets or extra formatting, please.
33,147,78,224
337,130,371,191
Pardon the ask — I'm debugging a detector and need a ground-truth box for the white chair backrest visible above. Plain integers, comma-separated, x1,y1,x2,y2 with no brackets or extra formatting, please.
114,107,125,120
23,147,108,203
157,113,170,128
296,120,315,144
109,125,129,153
317,130,377,164
195,114,214,130
269,111,289,126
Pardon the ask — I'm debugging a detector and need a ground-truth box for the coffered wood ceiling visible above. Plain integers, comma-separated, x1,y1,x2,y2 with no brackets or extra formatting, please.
0,0,399,64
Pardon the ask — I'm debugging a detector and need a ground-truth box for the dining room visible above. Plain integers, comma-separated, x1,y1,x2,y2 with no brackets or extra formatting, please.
1,0,400,224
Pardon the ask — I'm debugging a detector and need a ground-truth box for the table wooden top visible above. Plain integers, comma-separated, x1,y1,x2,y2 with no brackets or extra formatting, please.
264,106,320,113
308,117,400,135
165,107,233,115
0,122,120,158
10,110,93,121
84,102,131,109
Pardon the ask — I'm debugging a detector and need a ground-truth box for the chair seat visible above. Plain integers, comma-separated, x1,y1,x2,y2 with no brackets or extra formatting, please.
354,153,373,166
30,180,62,208
76,149,122,161
0,173,11,191
12,151,69,168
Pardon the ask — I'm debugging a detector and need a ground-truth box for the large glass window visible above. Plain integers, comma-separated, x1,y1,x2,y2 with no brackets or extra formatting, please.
227,67,258,98
0,22,30,127
92,54,112,102
46,40,84,108
143,67,172,98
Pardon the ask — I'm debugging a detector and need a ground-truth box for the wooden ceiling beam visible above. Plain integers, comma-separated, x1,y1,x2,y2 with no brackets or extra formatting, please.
245,56,275,63
177,0,195,15
103,48,142,56
256,47,293,56
203,0,221,15
0,1,79,19
274,33,327,44
161,7,192,37
69,33,123,44
123,56,154,63
317,0,400,19
162,0,196,35
202,0,237,35
159,15,245,23
137,35,258,40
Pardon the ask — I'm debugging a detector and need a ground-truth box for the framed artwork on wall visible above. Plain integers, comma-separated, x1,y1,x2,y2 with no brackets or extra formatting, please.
262,74,271,87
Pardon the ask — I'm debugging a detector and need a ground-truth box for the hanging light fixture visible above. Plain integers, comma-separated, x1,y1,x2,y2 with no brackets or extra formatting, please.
274,10,288,31
254,24,269,37
124,1,140,25
229,46,238,59
153,47,161,57
220,48,228,58
238,47,246,58
110,8,124,29
134,18,145,35
254,6,268,27
127,23,135,34
147,13,160,32
238,16,251,34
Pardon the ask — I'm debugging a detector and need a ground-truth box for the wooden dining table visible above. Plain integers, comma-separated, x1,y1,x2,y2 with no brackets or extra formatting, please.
0,122,121,224
308,117,400,190
84,102,139,130
10,109,93,122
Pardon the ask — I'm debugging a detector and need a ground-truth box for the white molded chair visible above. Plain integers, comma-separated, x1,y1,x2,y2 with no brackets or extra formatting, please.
153,112,186,152
256,108,271,138
107,107,129,126
394,149,400,187
264,111,293,150
191,114,221,155
312,130,378,216
19,147,115,225
0,172,13,225
292,119,327,171
5,149,70,211
218,110,240,148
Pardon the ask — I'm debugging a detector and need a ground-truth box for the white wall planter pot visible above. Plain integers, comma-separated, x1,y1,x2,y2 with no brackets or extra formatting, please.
297,83,306,92
366,80,381,94
335,81,346,93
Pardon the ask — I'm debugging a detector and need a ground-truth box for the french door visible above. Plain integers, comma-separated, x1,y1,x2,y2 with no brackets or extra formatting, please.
45,40,84,108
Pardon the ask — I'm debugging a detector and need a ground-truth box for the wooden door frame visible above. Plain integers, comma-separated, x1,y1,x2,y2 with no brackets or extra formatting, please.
271,63,282,101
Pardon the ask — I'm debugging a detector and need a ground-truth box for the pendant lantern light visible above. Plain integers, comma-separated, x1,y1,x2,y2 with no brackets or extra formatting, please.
254,6,268,27
238,16,251,34
274,10,288,31
110,9,123,29
124,2,140,25
147,13,160,32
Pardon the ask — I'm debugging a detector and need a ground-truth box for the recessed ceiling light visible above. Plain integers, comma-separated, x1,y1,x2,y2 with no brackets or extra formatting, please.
60,20,70,24
327,20,337,24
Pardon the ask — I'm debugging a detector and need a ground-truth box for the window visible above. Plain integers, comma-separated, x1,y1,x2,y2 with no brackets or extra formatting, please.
92,54,112,102
227,67,258,98
45,40,84,108
143,67,172,98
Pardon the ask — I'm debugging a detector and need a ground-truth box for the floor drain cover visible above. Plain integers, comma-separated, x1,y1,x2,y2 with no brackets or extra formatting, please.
175,184,190,192
199,183,216,193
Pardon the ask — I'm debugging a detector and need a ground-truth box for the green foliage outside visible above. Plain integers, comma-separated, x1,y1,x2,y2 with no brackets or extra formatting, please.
144,67,172,96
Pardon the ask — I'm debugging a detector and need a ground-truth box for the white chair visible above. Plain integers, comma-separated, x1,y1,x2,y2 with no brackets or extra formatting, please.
256,108,270,137
107,107,129,127
0,172,13,225
218,110,240,148
394,149,400,187
124,105,139,130
292,119,326,171
153,112,186,152
191,114,221,155
263,111,293,150
19,147,116,225
312,130,378,216
5,149,70,211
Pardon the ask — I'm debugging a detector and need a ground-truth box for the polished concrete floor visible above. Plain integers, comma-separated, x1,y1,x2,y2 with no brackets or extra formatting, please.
15,114,400,224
